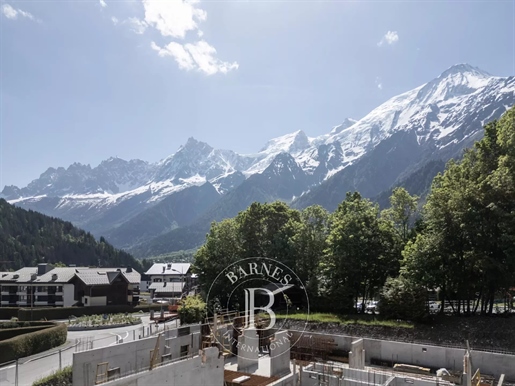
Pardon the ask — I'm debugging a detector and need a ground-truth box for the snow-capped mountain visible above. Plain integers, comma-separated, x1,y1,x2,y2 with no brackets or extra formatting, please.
2,63,514,254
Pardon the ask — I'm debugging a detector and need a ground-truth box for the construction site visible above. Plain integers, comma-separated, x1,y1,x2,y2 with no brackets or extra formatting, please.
71,311,515,386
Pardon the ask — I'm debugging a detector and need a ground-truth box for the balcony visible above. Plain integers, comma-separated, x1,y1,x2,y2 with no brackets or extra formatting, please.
16,301,28,305
34,301,49,306
16,291,27,295
34,291,48,296
55,301,64,306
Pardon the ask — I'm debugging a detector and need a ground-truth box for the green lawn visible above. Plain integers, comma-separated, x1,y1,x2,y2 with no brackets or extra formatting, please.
260,312,414,329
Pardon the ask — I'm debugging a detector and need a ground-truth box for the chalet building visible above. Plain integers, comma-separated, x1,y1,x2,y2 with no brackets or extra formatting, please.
148,282,184,300
143,263,201,301
0,264,140,308
144,263,192,284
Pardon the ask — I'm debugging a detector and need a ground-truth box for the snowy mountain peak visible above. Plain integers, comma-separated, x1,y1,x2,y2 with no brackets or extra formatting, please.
440,63,491,78
263,152,305,178
260,130,310,154
179,137,213,153
330,118,358,135
414,63,494,105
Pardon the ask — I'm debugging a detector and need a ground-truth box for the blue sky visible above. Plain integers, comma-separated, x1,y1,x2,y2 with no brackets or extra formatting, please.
1,0,514,188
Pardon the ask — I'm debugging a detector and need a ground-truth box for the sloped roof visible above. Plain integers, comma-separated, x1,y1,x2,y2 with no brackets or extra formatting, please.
75,268,141,286
33,267,80,283
149,282,184,293
0,266,140,285
0,267,38,283
145,263,191,276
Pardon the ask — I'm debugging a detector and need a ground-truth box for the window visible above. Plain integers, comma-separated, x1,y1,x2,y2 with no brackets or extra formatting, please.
180,345,189,357
56,286,63,292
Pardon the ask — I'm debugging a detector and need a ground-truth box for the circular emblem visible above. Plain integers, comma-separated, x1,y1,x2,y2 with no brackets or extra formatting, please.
205,257,310,360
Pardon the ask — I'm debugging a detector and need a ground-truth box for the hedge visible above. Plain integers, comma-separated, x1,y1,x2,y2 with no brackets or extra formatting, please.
0,322,67,364
16,304,163,321
0,325,53,341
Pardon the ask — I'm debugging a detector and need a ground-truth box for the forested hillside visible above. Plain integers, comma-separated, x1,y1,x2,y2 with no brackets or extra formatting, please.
0,199,143,271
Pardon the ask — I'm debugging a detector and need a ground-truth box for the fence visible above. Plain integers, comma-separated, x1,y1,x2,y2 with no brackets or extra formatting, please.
0,319,178,386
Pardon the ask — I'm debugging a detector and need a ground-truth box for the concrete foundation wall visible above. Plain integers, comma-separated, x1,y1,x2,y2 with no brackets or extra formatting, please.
73,335,164,385
102,347,224,386
289,330,515,380
72,324,204,386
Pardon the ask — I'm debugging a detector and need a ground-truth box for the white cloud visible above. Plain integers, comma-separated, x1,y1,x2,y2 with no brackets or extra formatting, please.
375,77,383,90
151,40,239,75
111,16,119,25
377,31,399,46
125,17,147,34
99,0,107,8
142,0,207,39
2,4,37,21
110,0,238,75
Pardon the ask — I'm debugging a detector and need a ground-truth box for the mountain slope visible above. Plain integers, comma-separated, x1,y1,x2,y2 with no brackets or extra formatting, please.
373,159,447,209
129,153,309,257
0,199,142,271
104,182,221,249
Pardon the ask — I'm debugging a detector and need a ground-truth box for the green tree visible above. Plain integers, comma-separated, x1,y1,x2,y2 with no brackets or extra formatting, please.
379,276,428,321
289,205,329,300
178,295,207,325
323,192,399,313
381,187,419,243
402,107,515,315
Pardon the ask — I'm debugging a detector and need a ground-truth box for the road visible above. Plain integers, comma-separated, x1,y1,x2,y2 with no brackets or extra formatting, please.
0,314,179,386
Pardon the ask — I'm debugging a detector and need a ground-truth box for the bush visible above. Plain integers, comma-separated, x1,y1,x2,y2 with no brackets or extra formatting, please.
379,276,428,322
178,295,206,325
32,366,72,386
0,322,67,363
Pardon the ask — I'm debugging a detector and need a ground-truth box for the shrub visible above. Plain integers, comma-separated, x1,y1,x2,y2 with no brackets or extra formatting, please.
178,295,206,325
32,366,72,386
379,276,428,322
0,322,67,363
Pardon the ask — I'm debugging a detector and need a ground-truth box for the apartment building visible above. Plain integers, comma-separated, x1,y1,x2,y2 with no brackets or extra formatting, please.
0,264,140,308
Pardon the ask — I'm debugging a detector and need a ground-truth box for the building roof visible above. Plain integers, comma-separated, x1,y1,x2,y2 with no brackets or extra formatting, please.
148,282,184,293
0,267,38,283
145,263,191,276
75,268,141,286
0,266,140,285
34,267,81,283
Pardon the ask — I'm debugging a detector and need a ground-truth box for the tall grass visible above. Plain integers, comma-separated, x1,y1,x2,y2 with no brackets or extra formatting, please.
261,312,414,329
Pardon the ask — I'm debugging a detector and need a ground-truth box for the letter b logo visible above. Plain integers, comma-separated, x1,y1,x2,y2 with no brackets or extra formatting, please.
243,288,276,330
